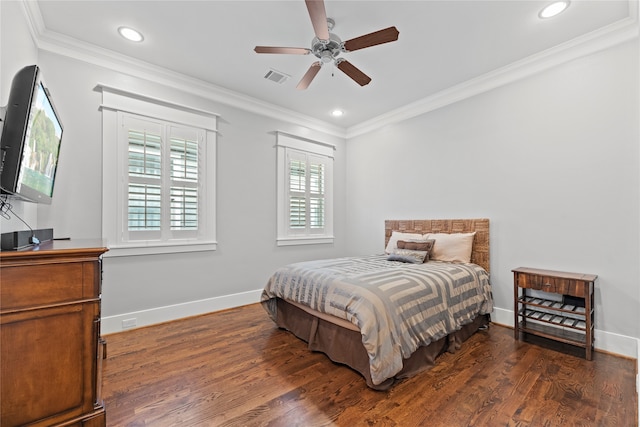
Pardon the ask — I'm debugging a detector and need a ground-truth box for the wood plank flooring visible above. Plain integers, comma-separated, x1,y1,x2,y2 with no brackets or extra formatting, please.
102,303,637,426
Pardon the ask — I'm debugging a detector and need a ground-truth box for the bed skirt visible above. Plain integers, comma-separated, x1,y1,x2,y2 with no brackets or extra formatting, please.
272,298,490,390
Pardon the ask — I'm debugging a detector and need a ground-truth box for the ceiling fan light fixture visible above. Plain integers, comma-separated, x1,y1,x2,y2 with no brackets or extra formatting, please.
118,26,144,42
539,1,570,19
320,51,334,64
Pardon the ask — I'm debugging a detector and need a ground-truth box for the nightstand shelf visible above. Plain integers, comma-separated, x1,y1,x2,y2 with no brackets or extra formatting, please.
513,267,597,360
517,321,587,347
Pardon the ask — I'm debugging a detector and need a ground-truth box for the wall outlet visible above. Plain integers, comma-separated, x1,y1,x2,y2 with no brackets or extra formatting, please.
122,318,137,329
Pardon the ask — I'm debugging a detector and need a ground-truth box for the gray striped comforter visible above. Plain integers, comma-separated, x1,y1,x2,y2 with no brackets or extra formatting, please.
261,255,493,386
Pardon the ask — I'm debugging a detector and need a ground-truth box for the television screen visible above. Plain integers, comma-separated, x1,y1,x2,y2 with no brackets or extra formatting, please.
16,80,63,199
0,65,63,204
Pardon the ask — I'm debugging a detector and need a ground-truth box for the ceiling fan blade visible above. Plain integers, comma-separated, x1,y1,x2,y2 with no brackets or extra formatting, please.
337,60,371,86
296,62,322,90
254,46,311,55
343,26,400,52
305,0,330,40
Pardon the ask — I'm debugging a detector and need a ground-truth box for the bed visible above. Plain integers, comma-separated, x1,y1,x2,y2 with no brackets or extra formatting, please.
261,219,493,390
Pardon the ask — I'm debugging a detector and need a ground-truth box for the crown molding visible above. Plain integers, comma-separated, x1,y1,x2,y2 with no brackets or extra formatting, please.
20,0,638,141
18,0,44,44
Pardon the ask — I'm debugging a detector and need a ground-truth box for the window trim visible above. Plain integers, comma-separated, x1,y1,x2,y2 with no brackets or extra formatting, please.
99,84,218,257
276,131,334,246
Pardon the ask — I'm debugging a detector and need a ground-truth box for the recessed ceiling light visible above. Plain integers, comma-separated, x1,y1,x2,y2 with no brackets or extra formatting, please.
331,109,344,117
118,26,144,42
539,1,570,19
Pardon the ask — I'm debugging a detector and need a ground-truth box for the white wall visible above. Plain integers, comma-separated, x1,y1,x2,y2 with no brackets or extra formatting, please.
0,0,39,233
346,40,640,351
1,1,37,103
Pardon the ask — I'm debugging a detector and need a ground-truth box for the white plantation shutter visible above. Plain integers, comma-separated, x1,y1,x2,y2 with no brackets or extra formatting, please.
128,183,161,231
170,186,198,229
168,127,200,231
285,150,327,234
121,115,205,242
289,157,306,228
276,132,334,245
308,159,325,230
125,118,163,239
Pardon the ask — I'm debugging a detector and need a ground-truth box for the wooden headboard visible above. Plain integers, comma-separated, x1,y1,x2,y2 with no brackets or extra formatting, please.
385,219,490,272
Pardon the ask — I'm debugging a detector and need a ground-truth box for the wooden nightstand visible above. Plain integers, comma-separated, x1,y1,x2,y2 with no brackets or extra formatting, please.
513,267,597,360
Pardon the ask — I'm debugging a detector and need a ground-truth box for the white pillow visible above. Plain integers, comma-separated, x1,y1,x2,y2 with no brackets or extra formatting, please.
427,232,476,263
385,231,426,254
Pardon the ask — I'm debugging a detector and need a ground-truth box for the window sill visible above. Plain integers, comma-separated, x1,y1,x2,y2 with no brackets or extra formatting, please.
277,236,334,246
104,240,217,257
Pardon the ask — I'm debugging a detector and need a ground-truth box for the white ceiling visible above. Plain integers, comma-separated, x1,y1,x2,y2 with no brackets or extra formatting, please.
31,0,635,129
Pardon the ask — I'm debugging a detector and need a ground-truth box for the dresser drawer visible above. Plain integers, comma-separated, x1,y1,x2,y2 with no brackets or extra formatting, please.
0,261,99,311
516,273,589,297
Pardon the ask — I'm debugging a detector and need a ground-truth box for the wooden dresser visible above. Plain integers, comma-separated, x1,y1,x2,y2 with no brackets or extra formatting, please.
513,267,597,360
0,240,108,426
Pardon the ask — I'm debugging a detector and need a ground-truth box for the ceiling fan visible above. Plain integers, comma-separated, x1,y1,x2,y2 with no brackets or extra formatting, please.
254,0,399,90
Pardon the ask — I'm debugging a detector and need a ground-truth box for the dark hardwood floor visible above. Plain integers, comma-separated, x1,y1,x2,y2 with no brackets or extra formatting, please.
102,303,637,426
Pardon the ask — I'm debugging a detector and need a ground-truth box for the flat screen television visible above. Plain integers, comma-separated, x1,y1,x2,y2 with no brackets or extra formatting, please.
0,65,63,204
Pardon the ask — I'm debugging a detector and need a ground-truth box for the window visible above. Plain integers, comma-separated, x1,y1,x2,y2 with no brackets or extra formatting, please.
100,85,217,256
276,132,334,246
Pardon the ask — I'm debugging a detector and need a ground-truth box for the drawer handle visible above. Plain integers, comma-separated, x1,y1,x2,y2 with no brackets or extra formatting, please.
543,283,552,287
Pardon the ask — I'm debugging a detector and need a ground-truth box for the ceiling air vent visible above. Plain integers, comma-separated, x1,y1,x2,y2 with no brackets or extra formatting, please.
264,69,290,84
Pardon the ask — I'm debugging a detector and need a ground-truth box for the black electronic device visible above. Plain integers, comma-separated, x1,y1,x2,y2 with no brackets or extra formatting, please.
0,65,63,204
1,228,54,251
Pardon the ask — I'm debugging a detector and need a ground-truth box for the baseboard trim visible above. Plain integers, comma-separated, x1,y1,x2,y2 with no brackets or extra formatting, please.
490,307,513,328
490,307,638,360
101,289,263,334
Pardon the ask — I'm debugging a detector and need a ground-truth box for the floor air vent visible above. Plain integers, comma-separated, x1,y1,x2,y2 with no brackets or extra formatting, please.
264,69,290,84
